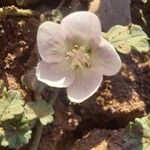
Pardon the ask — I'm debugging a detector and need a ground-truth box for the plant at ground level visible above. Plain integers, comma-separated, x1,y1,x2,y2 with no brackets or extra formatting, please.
24,100,54,126
0,88,24,122
0,115,32,149
0,88,54,149
123,114,150,149
102,24,149,54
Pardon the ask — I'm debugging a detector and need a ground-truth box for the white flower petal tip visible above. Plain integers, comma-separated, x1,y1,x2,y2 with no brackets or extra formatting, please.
91,38,122,76
67,68,103,103
37,21,65,63
101,39,122,76
36,60,75,88
61,11,101,44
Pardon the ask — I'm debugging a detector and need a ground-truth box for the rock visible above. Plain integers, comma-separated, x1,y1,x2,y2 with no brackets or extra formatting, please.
97,0,131,31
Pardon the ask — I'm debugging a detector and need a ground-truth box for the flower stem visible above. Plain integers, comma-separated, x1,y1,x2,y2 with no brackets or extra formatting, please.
29,122,43,150
29,89,60,150
57,0,66,9
50,89,60,105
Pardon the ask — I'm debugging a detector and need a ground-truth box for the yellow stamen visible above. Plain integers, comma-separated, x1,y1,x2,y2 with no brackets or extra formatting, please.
65,44,90,69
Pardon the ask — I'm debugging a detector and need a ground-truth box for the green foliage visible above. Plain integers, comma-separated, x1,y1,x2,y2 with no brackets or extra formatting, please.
123,114,150,150
102,24,150,54
0,115,32,149
25,100,54,125
0,88,54,149
0,88,24,122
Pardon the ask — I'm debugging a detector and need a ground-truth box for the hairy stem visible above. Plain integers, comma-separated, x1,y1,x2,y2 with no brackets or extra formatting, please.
29,122,43,150
57,0,66,9
50,89,60,105
29,88,60,150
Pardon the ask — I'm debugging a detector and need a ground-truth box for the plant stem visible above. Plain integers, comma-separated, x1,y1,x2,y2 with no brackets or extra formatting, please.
57,0,66,9
28,88,60,150
50,89,60,106
29,122,43,150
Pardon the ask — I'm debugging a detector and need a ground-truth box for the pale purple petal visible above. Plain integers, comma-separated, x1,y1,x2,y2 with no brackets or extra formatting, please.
91,38,122,76
61,11,101,45
67,68,103,103
36,60,75,88
37,21,66,63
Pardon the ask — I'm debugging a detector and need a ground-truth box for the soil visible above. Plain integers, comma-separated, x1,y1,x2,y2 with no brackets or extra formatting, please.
0,0,150,150
74,129,123,150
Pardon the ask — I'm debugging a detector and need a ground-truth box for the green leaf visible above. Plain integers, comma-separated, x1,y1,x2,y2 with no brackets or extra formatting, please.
50,9,63,23
0,89,24,122
123,114,150,149
0,115,32,149
102,24,150,54
24,100,54,125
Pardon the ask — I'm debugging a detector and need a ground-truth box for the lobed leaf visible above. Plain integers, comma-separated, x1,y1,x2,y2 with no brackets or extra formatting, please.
102,24,150,54
0,89,24,122
123,114,150,149
24,100,54,125
0,115,32,149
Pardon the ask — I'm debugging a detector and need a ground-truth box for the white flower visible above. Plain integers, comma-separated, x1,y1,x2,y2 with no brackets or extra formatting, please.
36,11,122,103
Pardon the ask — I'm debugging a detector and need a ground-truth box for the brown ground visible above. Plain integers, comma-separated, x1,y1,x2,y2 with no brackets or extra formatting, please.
0,0,150,150
74,129,123,150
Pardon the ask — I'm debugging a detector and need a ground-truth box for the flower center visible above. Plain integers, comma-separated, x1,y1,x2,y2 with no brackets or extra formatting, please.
65,45,90,69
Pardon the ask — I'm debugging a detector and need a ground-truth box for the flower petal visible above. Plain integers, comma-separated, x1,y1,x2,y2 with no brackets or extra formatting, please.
61,11,101,45
91,38,122,76
37,21,66,63
67,68,103,103
36,60,75,88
